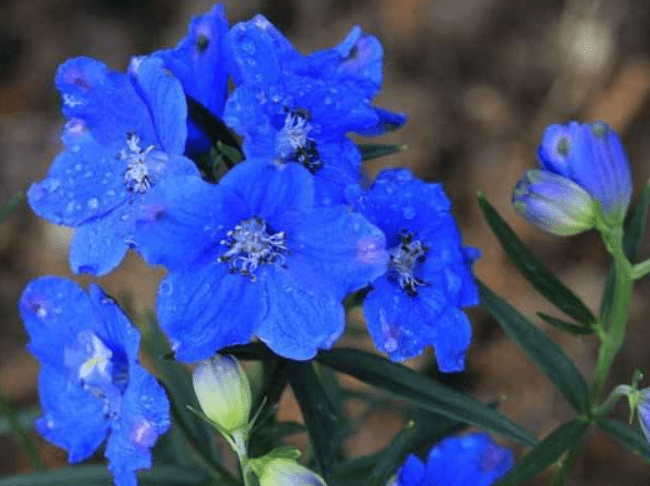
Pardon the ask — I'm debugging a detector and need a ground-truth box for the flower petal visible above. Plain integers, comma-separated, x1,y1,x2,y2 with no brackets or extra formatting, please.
69,214,130,276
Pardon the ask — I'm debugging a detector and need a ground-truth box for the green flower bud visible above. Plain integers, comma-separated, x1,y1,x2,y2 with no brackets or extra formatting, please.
192,354,252,433
257,458,326,486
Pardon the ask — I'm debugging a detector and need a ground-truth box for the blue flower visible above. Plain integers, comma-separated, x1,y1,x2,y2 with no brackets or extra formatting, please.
348,169,479,372
512,169,597,236
223,15,406,204
537,121,632,225
395,433,514,486
138,161,388,361
27,55,200,276
19,277,170,486
154,4,229,157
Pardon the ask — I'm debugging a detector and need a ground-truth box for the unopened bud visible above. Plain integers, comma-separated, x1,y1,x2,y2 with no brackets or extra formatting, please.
257,458,326,486
192,354,252,433
513,169,597,236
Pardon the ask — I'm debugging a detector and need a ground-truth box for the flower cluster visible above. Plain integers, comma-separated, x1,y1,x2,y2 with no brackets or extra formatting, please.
23,4,481,484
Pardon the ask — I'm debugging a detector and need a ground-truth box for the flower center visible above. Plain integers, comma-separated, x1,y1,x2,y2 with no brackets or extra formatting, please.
64,330,128,417
217,216,289,282
389,231,429,297
120,132,156,193
275,108,323,174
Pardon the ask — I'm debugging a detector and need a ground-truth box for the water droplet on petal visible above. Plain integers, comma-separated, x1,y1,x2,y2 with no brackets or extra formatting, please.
402,206,416,220
87,198,99,209
159,281,172,296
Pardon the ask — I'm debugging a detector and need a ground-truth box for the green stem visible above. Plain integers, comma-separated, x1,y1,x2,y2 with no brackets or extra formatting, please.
590,226,633,405
231,430,256,486
550,439,584,486
632,257,650,280
593,385,632,417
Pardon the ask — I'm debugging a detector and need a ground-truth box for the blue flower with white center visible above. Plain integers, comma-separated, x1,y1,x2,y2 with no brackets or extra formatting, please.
137,160,388,361
27,55,200,276
223,15,406,204
537,121,632,226
154,4,229,157
394,433,514,486
347,169,479,372
19,277,170,486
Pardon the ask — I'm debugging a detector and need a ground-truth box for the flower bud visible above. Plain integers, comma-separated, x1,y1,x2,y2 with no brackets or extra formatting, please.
192,354,252,433
537,121,632,225
257,458,326,486
634,388,650,445
512,169,597,236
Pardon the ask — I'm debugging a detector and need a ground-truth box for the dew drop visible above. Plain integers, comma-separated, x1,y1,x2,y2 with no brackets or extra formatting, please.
159,281,172,296
75,163,83,172
402,206,416,220
87,198,99,209
65,201,75,213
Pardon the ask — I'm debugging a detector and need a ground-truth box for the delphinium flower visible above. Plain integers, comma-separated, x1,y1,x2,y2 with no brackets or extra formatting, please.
223,15,407,204
154,4,229,157
138,160,388,361
393,433,514,486
19,277,170,486
347,168,479,372
27,55,200,276
514,120,632,232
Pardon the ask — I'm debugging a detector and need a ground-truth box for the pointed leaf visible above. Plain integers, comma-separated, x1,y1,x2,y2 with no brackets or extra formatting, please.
478,193,596,326
0,388,43,470
537,312,594,336
358,143,406,161
287,361,340,480
623,184,650,262
316,348,537,447
597,418,650,464
480,282,589,413
494,419,589,486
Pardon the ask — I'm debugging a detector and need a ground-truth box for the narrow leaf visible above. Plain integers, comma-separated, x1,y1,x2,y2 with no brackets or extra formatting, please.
316,348,537,447
359,143,406,161
537,312,594,336
480,282,589,413
623,184,650,262
597,418,650,464
478,193,596,326
287,361,339,480
367,422,418,486
0,389,43,471
494,419,589,486
0,192,22,222
0,465,210,486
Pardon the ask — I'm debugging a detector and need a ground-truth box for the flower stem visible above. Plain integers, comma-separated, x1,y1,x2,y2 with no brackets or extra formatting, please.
590,225,633,406
231,430,256,486
632,257,650,280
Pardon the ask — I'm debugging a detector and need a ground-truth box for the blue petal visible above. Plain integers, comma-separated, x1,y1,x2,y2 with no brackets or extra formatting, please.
19,277,98,367
128,56,187,155
256,268,345,360
311,138,362,205
135,176,244,270
105,365,170,486
156,5,229,117
225,15,298,85
27,140,129,226
56,57,156,151
69,213,130,276
223,86,276,157
354,106,408,136
423,433,514,486
156,263,265,362
36,365,109,463
397,454,426,485
220,160,315,220
88,284,141,362
286,206,387,299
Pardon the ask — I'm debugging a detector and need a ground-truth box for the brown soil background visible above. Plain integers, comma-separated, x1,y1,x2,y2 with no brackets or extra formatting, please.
1,0,650,484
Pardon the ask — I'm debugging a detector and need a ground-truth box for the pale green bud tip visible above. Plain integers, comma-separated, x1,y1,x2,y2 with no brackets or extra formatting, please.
258,458,327,486
192,354,252,433
512,169,596,236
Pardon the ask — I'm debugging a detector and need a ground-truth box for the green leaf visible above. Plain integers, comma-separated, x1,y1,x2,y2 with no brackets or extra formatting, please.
0,465,211,486
623,184,650,262
287,361,340,480
0,192,22,222
597,418,650,464
537,312,595,336
494,419,589,486
0,407,39,435
316,348,537,447
358,143,406,161
480,282,590,413
367,421,418,486
0,389,43,471
478,193,596,326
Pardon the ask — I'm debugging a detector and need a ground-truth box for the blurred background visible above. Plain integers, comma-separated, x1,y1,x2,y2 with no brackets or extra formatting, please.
1,0,650,483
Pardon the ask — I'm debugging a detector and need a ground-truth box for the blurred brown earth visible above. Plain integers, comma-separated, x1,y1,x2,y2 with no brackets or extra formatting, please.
1,0,650,484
